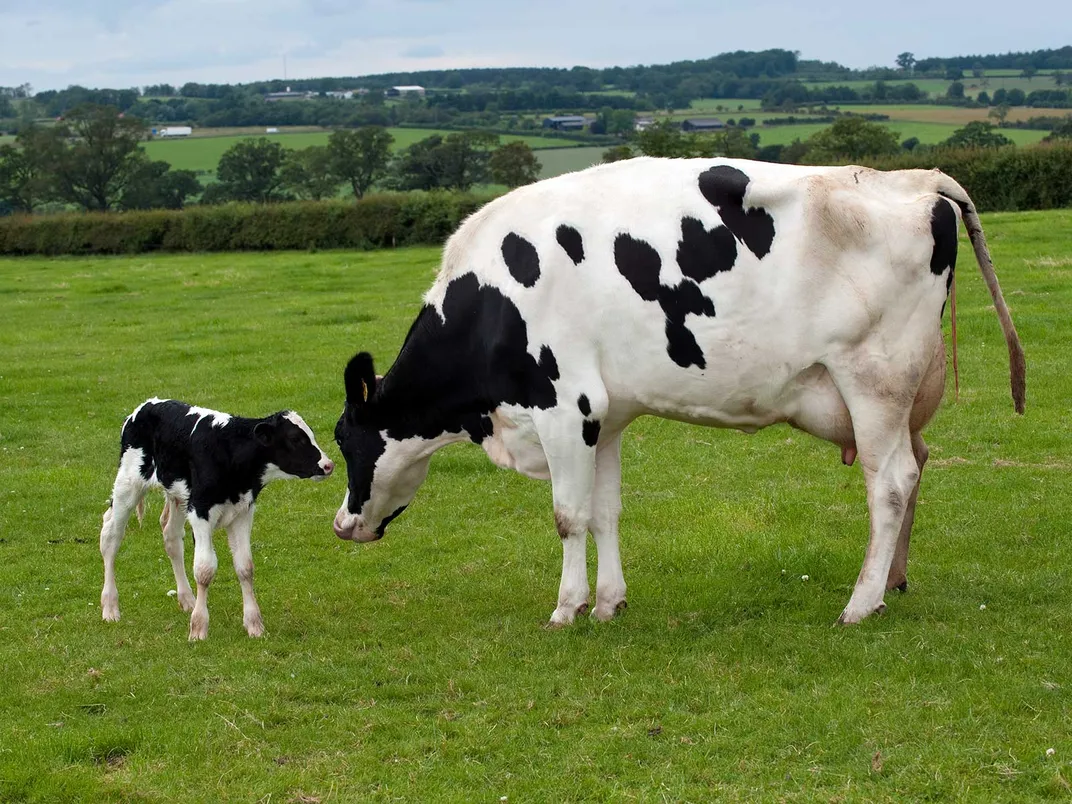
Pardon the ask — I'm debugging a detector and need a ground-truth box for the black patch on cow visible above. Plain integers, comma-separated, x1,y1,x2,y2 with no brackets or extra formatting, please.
930,197,958,295
577,394,591,417
676,216,738,282
698,165,776,260
376,505,408,537
582,419,601,447
501,232,541,288
539,345,559,381
556,224,585,264
464,415,495,445
614,233,716,369
120,400,327,520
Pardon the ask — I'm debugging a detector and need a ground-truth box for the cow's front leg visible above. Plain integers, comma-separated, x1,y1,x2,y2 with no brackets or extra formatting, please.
592,432,627,622
188,513,217,641
539,409,597,627
226,508,264,637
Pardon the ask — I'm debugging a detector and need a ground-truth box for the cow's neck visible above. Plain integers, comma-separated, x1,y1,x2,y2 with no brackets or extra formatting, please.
371,305,494,443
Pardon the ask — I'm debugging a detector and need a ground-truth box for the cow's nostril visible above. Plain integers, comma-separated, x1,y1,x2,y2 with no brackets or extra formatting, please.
323,460,335,475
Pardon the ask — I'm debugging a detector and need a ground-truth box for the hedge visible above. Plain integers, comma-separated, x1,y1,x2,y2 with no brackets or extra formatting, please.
2,144,1070,256
861,142,1072,212
0,191,495,256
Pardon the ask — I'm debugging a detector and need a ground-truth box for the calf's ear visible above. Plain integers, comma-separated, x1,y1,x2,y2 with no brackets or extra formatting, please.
344,352,377,407
253,420,276,447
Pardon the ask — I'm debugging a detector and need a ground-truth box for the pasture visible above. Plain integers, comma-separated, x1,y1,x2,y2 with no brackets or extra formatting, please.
142,128,573,174
1,208,1071,800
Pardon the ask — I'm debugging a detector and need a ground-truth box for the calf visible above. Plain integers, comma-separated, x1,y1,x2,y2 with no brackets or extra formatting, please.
100,398,334,640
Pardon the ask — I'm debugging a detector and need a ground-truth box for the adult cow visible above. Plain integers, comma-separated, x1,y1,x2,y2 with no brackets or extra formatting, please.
332,157,1025,627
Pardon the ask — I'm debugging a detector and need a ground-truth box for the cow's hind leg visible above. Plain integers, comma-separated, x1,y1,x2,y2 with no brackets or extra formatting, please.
100,479,147,622
886,432,929,593
592,432,627,622
537,408,599,627
226,508,264,637
830,366,922,625
161,495,195,611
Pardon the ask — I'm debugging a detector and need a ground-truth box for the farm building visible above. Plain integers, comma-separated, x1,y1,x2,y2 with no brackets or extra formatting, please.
386,85,426,97
264,89,317,102
681,117,725,131
634,117,655,131
542,115,588,131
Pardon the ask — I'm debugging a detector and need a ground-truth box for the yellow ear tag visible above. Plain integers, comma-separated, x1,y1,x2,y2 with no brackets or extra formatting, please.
361,380,368,402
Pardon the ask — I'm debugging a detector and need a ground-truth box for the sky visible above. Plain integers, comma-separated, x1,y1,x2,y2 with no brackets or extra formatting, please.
0,0,1067,92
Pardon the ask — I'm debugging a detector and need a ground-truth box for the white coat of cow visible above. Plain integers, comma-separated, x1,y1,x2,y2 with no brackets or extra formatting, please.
331,157,1025,627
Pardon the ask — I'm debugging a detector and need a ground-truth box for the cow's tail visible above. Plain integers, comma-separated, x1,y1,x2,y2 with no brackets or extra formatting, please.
936,176,1026,414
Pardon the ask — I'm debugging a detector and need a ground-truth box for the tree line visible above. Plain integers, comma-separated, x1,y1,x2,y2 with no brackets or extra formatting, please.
0,105,543,215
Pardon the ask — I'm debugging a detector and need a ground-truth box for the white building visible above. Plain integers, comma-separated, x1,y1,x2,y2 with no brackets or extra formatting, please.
385,85,426,98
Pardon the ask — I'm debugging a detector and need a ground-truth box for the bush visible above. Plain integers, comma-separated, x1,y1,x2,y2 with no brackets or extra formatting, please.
0,192,495,256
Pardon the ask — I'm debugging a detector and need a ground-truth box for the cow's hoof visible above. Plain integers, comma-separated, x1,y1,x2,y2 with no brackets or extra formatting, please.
594,599,627,622
244,613,264,638
101,606,120,623
887,579,908,593
836,601,887,626
177,592,195,612
546,600,589,628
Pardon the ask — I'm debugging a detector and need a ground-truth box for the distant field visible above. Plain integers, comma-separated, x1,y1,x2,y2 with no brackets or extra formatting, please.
535,145,608,178
804,73,1063,97
752,120,1048,147
143,128,574,173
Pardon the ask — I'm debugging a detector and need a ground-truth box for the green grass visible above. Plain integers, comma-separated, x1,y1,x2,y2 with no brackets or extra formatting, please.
536,145,608,178
143,128,575,173
1,209,1071,800
751,120,1048,147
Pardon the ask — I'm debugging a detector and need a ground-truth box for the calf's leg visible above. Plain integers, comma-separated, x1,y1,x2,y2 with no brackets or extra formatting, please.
226,508,264,637
161,496,195,611
100,481,146,622
188,514,217,640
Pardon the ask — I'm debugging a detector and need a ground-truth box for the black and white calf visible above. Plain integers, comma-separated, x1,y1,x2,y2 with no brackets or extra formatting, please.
100,398,334,640
333,157,1025,628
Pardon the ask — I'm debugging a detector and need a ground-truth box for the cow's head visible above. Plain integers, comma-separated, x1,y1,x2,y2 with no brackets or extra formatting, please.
332,352,431,542
257,411,335,481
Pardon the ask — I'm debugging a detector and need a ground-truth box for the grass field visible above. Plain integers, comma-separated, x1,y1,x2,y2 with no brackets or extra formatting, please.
143,128,575,173
1,208,1071,800
536,145,609,178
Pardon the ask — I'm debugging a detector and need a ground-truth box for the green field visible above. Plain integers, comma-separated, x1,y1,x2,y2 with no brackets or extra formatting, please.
2,208,1071,800
143,128,575,173
753,120,1049,147
536,145,609,178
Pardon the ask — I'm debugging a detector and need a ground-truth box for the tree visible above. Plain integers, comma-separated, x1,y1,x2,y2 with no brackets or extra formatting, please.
212,138,288,203
1006,88,1026,106
988,103,1010,126
945,66,964,81
1041,118,1072,142
50,104,148,211
119,158,201,209
895,52,916,72
488,141,541,188
947,81,965,99
805,117,901,162
327,126,393,199
972,62,986,79
1020,66,1038,81
1054,71,1067,87
281,145,339,200
601,145,634,163
940,121,1012,149
0,126,60,212
436,131,499,190
977,90,991,106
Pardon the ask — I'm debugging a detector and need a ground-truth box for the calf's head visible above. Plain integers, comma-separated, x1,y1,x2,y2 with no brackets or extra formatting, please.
257,411,335,481
333,352,431,542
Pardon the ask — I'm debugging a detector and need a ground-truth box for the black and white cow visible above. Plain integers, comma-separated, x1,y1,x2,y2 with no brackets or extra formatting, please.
100,398,334,640
332,157,1025,627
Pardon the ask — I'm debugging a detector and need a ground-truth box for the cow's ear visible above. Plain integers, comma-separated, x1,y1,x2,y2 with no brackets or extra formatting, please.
344,352,377,407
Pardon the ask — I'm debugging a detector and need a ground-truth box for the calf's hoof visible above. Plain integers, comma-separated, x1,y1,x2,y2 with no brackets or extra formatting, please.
188,612,209,641
886,578,908,593
593,599,627,622
101,595,120,622
244,612,265,638
546,600,589,629
177,591,195,612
